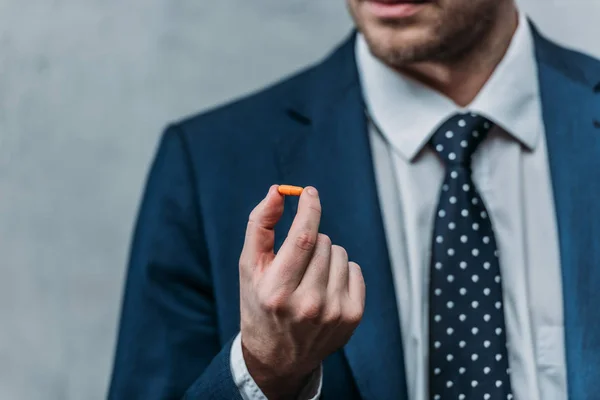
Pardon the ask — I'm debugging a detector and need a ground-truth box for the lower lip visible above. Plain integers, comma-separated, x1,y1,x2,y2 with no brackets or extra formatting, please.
364,1,427,19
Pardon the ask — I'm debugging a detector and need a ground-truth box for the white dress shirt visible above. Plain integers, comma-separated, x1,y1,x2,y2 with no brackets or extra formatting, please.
230,332,322,400
231,12,567,400
361,12,567,400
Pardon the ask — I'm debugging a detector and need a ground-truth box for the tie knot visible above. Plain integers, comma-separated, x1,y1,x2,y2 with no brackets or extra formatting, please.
430,113,493,166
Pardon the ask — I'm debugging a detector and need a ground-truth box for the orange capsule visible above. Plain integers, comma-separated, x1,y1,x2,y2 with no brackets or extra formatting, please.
278,185,304,196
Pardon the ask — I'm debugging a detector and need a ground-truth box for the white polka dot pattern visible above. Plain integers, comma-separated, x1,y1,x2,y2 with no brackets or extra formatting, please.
429,113,513,400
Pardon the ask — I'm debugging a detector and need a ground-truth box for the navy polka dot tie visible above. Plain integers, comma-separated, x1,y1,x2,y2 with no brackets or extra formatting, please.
428,113,513,400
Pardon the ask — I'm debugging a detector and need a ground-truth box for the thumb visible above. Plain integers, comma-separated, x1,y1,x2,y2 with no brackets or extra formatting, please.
240,185,285,268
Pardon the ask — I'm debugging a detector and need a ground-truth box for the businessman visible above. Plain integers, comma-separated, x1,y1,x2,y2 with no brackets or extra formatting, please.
109,0,600,399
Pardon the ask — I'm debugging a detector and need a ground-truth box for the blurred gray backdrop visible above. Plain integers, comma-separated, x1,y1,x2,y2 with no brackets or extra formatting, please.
0,0,598,399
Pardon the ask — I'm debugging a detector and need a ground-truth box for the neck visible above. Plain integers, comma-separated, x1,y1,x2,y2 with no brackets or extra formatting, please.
398,3,519,107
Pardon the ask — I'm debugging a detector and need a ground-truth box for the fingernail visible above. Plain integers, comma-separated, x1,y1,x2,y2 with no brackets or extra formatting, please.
306,187,318,196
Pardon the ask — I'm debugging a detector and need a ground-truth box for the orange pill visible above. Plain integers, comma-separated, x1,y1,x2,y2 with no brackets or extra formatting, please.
278,185,304,196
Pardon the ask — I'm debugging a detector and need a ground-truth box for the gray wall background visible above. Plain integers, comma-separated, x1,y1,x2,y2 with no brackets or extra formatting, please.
0,1,598,399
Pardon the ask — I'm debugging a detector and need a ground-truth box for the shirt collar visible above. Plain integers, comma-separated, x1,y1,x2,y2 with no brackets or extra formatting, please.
356,12,543,161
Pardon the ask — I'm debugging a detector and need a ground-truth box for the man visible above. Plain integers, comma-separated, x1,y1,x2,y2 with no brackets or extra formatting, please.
109,0,600,399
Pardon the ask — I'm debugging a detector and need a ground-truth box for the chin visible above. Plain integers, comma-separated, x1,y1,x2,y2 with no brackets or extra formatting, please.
360,21,441,66
363,21,435,48
348,0,506,66
349,1,443,64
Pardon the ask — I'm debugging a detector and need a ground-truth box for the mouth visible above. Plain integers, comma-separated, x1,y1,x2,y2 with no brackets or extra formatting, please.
364,0,431,19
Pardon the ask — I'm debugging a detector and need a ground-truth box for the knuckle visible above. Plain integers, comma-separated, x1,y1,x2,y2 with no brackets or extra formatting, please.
297,294,324,320
349,261,360,270
349,262,364,281
249,209,279,229
324,302,342,325
317,233,332,248
332,245,348,261
295,231,317,252
344,306,365,326
260,293,288,314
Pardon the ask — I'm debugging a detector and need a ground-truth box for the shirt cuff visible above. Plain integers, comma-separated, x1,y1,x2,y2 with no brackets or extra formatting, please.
229,332,323,400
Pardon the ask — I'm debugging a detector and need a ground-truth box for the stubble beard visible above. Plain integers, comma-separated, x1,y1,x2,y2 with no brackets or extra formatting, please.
356,1,502,68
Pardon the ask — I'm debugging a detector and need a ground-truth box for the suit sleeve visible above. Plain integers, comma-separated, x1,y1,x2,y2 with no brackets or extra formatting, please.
108,125,242,400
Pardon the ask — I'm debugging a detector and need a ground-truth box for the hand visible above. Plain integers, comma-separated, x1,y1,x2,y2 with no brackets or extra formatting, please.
238,185,366,399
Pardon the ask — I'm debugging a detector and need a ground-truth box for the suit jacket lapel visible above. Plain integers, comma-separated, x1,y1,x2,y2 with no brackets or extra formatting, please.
275,34,408,400
533,25,600,398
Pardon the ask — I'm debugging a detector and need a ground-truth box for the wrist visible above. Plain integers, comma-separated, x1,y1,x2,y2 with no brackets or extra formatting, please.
241,339,314,400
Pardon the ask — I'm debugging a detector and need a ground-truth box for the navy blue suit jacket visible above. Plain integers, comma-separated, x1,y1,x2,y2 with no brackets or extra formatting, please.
109,27,600,399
